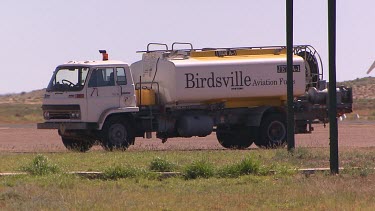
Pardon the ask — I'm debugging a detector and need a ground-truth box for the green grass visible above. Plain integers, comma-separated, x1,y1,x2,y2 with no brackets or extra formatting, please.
1,148,375,173
1,171,375,210
0,149,375,209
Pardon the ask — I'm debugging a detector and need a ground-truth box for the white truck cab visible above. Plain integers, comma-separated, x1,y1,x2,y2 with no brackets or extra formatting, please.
40,54,138,128
38,51,139,151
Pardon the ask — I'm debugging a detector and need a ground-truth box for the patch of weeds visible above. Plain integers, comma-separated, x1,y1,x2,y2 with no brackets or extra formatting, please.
102,165,145,180
271,164,297,176
149,157,177,172
258,165,273,176
217,157,261,178
21,154,60,176
183,160,214,180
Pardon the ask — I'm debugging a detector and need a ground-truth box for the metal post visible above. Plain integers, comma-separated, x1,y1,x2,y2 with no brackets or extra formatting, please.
328,0,339,174
286,0,295,151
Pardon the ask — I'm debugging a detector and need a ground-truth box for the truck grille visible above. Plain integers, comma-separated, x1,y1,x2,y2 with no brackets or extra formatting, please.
42,105,81,120
49,112,71,119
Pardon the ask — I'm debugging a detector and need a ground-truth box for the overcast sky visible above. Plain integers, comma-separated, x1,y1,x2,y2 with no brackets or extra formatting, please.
1,0,374,94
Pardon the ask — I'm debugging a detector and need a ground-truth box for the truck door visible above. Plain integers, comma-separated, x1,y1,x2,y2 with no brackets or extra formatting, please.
86,67,120,122
116,67,136,107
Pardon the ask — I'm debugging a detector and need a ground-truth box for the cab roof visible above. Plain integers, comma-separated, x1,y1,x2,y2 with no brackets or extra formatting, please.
61,60,129,66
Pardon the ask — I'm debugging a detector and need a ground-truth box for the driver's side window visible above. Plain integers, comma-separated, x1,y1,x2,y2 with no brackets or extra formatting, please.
88,68,115,87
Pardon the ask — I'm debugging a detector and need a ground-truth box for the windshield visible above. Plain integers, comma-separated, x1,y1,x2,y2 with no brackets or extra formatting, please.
47,66,89,92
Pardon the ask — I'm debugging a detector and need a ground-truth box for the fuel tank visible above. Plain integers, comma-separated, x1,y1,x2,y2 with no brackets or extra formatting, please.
131,47,311,106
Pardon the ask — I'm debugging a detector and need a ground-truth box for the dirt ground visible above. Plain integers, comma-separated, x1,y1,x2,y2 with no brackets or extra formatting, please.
0,121,374,153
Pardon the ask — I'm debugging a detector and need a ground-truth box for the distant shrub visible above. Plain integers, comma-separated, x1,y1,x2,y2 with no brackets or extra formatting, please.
21,154,59,175
149,157,176,172
183,160,214,180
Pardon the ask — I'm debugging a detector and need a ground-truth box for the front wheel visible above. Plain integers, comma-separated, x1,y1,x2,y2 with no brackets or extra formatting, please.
61,137,94,152
255,113,287,149
101,119,134,151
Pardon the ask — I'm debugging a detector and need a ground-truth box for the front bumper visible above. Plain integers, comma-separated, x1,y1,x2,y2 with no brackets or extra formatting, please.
37,122,98,130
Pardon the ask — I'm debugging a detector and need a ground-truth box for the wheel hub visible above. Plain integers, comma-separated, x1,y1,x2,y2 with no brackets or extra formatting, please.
110,124,127,145
267,121,286,142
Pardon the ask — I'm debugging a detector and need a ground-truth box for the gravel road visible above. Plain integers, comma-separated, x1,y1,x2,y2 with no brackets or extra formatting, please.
0,121,374,152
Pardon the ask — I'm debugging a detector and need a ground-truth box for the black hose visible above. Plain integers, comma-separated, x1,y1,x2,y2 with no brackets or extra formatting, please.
151,58,160,84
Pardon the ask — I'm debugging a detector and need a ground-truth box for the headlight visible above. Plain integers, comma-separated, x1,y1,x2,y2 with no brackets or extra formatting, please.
43,111,50,120
70,112,81,119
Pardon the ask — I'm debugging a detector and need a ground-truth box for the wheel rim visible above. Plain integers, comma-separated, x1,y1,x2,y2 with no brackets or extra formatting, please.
109,123,127,145
267,120,286,142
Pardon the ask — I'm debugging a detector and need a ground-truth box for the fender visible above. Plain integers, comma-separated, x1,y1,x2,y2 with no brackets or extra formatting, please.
246,106,286,127
97,106,139,130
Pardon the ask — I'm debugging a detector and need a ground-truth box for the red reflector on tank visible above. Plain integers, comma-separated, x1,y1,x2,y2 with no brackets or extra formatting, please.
75,94,85,98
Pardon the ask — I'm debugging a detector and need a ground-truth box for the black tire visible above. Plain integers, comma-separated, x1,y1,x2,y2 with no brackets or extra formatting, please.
255,113,287,149
295,121,308,134
216,125,253,149
61,137,94,152
101,119,134,151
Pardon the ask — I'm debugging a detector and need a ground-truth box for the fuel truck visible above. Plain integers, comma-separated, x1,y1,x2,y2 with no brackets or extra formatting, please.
37,43,353,152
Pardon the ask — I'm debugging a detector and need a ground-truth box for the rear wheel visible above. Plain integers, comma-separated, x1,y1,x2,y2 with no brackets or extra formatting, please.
61,137,94,152
101,118,134,151
255,113,287,149
216,125,253,149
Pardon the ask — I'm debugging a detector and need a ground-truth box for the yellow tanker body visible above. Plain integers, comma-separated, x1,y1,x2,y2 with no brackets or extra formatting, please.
131,45,315,108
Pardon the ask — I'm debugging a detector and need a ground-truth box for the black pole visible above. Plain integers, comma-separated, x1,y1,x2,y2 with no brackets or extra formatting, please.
286,0,295,151
328,0,339,174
